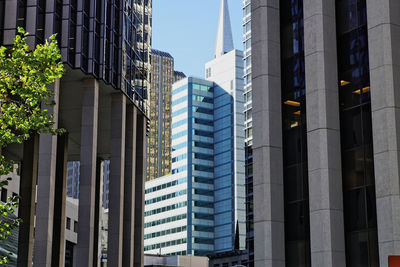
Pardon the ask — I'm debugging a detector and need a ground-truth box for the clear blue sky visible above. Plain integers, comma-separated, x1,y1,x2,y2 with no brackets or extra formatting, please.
152,0,243,78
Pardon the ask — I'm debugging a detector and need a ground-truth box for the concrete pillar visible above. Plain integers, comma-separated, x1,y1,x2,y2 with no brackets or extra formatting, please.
51,133,68,266
3,0,17,45
123,104,138,267
134,113,146,267
34,80,60,267
107,93,126,267
17,134,39,267
93,158,104,267
76,78,99,266
251,1,285,267
303,1,346,266
367,0,400,265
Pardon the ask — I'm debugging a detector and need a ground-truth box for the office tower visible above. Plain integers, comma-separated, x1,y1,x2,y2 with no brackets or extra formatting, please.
205,0,246,253
134,0,152,114
144,77,215,256
0,1,149,266
242,0,254,266
174,71,187,83
252,1,400,267
147,49,174,181
144,67,245,255
67,162,80,199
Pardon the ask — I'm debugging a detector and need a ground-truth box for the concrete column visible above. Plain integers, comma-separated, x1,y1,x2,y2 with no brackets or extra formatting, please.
107,93,126,267
51,133,68,267
3,0,17,45
134,113,146,267
367,0,400,265
76,78,99,266
17,134,39,267
251,1,285,267
123,104,138,267
34,80,60,267
303,1,346,266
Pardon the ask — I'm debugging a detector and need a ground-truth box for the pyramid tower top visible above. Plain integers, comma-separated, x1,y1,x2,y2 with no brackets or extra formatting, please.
214,0,234,58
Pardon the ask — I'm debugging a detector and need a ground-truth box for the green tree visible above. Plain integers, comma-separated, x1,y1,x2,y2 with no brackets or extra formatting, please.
0,28,64,264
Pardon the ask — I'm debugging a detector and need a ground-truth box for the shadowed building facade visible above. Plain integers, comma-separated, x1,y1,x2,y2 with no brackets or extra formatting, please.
252,0,400,267
0,0,150,266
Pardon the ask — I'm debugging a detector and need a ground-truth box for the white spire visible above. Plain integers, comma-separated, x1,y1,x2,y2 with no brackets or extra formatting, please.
215,0,234,58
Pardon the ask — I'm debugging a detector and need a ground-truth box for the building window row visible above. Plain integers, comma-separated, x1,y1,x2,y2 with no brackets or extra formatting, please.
172,119,187,129
144,201,187,217
172,95,188,106
171,166,187,174
193,95,213,104
193,176,213,185
192,106,213,115
145,178,187,194
172,154,187,163
145,213,187,228
193,129,213,138
172,142,187,152
172,107,187,117
144,225,187,240
145,189,187,205
144,238,187,251
173,85,187,94
172,131,187,140
193,83,213,92
193,118,213,127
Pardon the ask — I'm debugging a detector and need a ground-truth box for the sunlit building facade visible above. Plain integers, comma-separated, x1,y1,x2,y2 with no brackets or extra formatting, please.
147,49,174,181
145,71,245,256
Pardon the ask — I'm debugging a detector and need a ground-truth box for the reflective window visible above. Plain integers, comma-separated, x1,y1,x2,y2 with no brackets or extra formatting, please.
336,0,379,265
280,0,311,266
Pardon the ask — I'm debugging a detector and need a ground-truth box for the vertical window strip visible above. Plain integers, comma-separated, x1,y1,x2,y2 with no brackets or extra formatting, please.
280,0,311,266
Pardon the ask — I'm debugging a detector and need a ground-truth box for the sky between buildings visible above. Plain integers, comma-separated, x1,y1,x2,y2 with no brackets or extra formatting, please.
152,0,243,78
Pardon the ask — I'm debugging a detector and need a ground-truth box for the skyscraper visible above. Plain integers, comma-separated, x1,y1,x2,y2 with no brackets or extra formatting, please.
242,0,254,265
205,0,246,253
134,0,153,114
147,49,174,181
252,0,400,267
144,0,245,256
0,1,150,266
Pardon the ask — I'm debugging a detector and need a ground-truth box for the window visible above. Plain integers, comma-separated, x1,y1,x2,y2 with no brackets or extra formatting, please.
336,0,379,266
66,217,71,230
74,221,78,233
280,0,310,266
1,188,7,202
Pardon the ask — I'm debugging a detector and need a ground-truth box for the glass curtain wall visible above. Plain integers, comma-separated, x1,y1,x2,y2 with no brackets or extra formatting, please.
280,0,310,266
335,0,379,266
242,0,254,265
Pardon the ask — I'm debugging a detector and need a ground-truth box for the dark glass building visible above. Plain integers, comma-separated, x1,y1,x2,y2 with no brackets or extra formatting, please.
252,0,400,266
0,1,150,266
0,0,149,112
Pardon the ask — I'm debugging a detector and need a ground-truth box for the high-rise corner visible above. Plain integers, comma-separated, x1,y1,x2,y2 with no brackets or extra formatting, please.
0,0,151,266
252,1,400,267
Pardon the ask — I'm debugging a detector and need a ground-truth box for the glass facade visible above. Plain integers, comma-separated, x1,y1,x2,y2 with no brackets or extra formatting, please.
133,0,152,115
280,1,310,266
190,80,215,256
242,0,253,265
145,76,243,256
335,0,379,265
146,49,174,181
0,0,151,113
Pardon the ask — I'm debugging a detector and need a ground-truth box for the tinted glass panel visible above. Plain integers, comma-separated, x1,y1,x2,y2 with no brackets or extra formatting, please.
336,0,379,265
